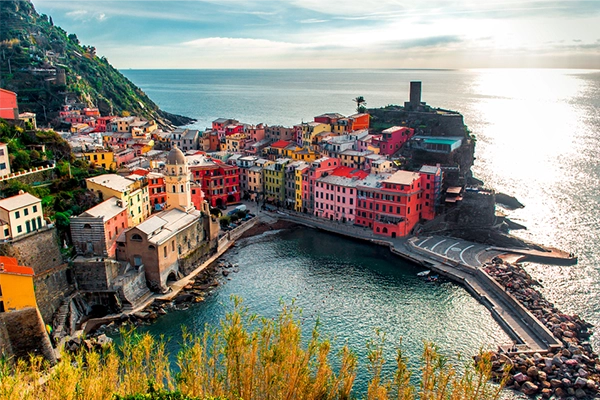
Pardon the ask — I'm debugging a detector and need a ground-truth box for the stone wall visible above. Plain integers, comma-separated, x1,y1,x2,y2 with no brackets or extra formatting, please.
0,227,64,275
0,228,73,323
34,264,73,323
0,166,56,188
72,258,120,291
179,239,215,276
0,307,56,363
113,265,151,309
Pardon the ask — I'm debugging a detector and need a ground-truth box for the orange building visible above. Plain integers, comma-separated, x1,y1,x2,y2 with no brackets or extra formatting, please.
349,113,370,131
0,256,36,312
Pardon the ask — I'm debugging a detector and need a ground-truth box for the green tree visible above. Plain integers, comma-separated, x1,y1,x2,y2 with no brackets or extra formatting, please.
353,96,367,113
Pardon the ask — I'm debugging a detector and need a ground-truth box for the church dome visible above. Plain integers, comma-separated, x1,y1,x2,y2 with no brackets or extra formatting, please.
166,146,186,165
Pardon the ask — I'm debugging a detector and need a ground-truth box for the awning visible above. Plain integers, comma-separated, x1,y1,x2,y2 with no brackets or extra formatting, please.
447,187,462,194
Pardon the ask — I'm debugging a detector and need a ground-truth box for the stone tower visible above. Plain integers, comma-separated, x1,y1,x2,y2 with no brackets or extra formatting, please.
164,146,194,212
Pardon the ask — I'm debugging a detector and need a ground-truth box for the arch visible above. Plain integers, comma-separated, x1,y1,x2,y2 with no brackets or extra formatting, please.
131,234,143,242
216,198,224,207
227,194,235,203
391,232,397,238
376,227,380,233
167,272,177,283
83,223,92,229
148,245,156,250
382,227,388,234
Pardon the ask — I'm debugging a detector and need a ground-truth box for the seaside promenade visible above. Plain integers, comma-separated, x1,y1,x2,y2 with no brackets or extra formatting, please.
260,208,571,355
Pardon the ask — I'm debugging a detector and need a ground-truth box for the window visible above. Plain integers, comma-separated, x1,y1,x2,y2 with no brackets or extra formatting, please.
164,247,167,258
131,234,143,242
17,225,22,233
83,224,92,229
15,211,20,219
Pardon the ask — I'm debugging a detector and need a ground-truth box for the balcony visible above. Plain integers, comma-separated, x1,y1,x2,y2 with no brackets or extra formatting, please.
375,214,405,225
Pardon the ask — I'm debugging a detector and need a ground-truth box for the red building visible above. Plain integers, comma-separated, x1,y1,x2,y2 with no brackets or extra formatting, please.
419,165,442,220
0,89,18,120
130,169,167,211
93,116,116,132
374,126,415,155
190,181,206,211
349,113,370,131
355,170,426,238
188,154,240,207
314,113,344,125
301,157,340,214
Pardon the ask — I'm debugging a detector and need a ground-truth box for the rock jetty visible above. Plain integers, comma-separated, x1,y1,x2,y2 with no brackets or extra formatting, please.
484,258,599,398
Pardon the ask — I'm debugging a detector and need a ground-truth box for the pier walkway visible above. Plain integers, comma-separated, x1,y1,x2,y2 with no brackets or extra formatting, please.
262,209,566,354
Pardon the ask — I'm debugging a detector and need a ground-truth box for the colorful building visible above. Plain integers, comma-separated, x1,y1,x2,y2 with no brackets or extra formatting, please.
264,158,291,205
187,154,241,207
0,143,11,177
300,122,331,149
0,193,46,240
265,125,295,142
284,161,308,209
294,162,310,212
86,174,151,226
0,257,36,312
70,197,129,258
0,89,18,120
313,166,367,222
374,126,415,156
301,157,340,214
355,170,425,237
83,149,115,170
419,165,442,220
348,113,370,131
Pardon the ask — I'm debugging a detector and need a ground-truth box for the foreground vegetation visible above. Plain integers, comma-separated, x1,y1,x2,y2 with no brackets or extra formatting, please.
0,299,508,400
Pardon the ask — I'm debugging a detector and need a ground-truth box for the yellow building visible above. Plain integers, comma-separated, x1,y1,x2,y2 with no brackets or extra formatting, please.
263,158,290,204
225,133,249,153
294,163,309,212
300,122,331,149
86,174,151,226
0,143,11,177
290,148,318,162
0,192,46,240
0,256,36,312
83,149,116,170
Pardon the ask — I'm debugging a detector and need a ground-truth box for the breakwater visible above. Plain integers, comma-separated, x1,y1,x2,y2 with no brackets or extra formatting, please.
262,210,599,397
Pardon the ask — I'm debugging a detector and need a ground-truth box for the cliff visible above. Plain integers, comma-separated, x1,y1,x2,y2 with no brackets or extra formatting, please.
0,1,194,128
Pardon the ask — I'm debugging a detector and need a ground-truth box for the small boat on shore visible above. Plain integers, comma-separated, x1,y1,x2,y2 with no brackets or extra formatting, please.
426,275,439,283
417,270,431,277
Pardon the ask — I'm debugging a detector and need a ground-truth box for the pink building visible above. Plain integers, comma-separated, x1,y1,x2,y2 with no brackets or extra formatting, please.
419,165,442,220
301,157,340,214
245,123,265,143
313,166,368,222
374,126,414,156
70,197,129,258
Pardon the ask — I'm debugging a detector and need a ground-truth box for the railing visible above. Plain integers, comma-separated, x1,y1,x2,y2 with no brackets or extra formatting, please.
0,163,56,182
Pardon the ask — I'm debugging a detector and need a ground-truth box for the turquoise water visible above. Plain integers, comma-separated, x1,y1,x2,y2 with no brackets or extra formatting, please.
137,228,510,391
121,68,600,391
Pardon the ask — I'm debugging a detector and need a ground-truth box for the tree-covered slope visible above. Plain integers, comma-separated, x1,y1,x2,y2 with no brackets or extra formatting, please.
0,0,193,127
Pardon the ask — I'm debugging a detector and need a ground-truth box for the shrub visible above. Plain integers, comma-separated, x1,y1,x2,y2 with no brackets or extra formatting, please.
0,299,507,400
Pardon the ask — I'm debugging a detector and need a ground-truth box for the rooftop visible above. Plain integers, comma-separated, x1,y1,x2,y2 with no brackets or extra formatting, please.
385,170,420,185
331,166,369,179
0,256,34,276
134,208,201,245
86,174,136,193
79,197,126,222
357,173,392,189
420,165,440,174
271,140,292,149
0,193,41,211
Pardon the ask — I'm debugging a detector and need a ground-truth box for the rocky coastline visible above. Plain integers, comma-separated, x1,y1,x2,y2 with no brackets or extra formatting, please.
485,258,599,398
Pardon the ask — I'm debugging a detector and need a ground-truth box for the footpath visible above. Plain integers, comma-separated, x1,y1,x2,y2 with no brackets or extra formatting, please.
262,209,571,355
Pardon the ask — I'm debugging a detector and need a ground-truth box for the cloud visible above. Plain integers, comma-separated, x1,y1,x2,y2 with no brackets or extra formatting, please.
384,35,464,49
66,10,88,19
300,18,328,24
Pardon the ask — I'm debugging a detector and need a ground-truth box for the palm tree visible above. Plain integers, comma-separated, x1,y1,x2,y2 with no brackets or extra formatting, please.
353,96,367,113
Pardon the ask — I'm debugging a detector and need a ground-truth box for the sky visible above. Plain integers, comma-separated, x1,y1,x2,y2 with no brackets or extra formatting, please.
33,0,600,69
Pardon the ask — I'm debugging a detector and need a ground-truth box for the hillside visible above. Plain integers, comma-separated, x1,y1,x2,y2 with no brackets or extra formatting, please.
0,0,193,128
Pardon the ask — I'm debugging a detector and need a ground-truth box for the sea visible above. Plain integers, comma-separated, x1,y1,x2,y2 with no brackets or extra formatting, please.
121,68,600,392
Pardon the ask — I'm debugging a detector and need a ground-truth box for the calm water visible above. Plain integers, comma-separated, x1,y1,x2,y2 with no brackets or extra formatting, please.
122,68,600,383
137,228,510,391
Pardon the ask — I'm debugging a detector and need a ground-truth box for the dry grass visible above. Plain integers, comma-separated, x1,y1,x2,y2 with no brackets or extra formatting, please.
0,298,507,400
